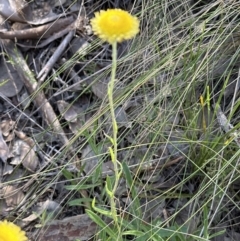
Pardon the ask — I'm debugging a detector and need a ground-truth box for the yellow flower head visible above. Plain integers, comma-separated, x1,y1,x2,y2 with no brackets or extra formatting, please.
90,9,139,44
0,220,28,241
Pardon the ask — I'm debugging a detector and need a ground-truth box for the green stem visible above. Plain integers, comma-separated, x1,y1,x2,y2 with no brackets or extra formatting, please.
107,41,122,238
109,41,118,167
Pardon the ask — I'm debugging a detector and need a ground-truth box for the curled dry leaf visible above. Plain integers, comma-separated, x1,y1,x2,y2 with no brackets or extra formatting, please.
2,185,25,207
0,119,15,137
11,139,38,172
15,130,36,148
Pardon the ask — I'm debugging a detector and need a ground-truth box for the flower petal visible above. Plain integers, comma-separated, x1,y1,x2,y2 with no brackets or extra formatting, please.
90,9,139,44
0,220,28,241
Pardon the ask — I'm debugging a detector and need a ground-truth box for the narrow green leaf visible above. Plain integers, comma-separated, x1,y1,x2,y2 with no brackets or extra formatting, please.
122,230,144,236
106,176,114,197
209,229,226,239
122,161,141,226
65,183,100,190
62,169,74,180
92,198,112,217
92,163,102,184
86,209,117,239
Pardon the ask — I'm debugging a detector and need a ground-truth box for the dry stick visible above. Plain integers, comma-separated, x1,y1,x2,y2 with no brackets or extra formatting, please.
16,22,76,49
37,30,74,82
0,16,75,39
2,39,89,207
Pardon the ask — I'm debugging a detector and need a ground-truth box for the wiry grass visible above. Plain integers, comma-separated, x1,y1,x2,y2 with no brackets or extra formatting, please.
2,0,240,240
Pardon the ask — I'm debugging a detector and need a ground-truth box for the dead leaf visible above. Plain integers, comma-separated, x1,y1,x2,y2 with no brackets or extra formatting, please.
57,100,86,134
115,106,131,128
2,163,13,175
166,129,190,157
91,78,124,99
0,0,27,23
18,91,31,109
3,167,24,182
140,197,166,222
23,199,61,223
91,78,109,100
2,185,25,206
57,100,78,123
69,38,90,57
0,130,9,163
35,214,97,241
0,61,23,97
0,199,9,216
11,140,38,172
15,130,36,148
81,145,99,175
103,106,131,135
0,0,72,25
0,119,15,137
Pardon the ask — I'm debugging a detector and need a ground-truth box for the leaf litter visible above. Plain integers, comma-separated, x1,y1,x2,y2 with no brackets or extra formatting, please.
0,0,239,240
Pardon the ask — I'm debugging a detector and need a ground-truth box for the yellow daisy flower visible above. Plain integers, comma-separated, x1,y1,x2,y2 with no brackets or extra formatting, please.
0,220,28,241
90,9,139,44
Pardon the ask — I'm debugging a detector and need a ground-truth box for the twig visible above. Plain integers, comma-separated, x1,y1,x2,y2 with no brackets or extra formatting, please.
16,22,76,49
37,30,75,82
